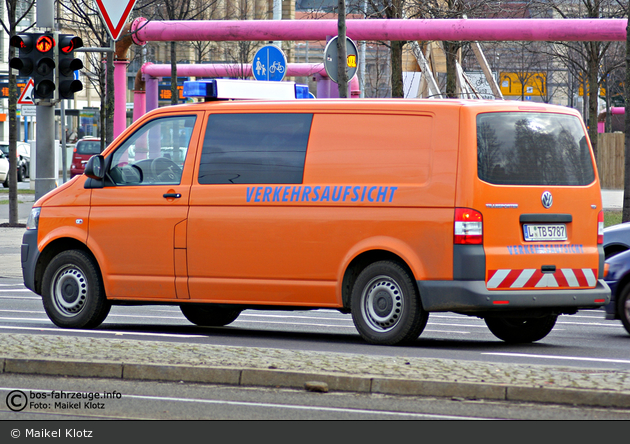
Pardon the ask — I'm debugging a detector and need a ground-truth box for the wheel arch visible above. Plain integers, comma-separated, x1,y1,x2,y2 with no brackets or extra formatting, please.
340,248,421,313
34,238,101,296
604,243,629,260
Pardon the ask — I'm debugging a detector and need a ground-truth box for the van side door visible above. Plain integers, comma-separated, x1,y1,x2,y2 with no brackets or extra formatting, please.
86,113,202,300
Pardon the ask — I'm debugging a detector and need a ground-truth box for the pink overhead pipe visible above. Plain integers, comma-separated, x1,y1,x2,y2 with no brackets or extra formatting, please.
139,62,359,104
131,17,626,45
143,62,327,78
597,107,626,133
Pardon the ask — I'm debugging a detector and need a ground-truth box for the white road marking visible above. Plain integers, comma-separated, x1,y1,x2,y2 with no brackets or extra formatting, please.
482,352,630,365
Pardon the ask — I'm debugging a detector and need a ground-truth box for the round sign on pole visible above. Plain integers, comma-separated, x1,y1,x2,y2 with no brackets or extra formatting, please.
252,45,287,82
324,36,359,84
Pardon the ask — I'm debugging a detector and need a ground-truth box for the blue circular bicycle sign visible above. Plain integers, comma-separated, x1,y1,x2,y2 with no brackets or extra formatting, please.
252,45,287,82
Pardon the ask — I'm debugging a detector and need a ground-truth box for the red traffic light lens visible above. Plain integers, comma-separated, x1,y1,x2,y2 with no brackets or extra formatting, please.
35,35,55,52
61,42,74,53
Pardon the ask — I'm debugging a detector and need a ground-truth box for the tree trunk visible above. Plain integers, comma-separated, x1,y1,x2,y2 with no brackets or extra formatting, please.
444,42,458,98
588,45,599,165
7,24,18,226
390,41,404,98
171,42,179,106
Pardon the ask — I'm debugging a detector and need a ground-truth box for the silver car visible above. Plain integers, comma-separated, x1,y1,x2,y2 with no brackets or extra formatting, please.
0,141,30,182
0,150,8,187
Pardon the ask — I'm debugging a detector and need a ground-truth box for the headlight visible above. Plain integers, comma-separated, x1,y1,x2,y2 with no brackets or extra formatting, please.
26,207,41,230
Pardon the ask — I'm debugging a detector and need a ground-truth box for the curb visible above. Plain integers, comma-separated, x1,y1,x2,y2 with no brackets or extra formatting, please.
3,357,630,409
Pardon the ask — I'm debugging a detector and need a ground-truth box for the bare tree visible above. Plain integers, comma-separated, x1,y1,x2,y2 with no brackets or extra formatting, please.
57,0,118,146
355,0,406,97
0,0,35,226
624,0,630,223
406,0,507,98
544,0,626,163
151,0,218,106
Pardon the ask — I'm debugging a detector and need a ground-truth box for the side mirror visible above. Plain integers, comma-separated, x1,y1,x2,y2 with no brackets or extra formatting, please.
84,155,105,180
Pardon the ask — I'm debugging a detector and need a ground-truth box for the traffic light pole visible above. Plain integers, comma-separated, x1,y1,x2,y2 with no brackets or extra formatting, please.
35,0,56,201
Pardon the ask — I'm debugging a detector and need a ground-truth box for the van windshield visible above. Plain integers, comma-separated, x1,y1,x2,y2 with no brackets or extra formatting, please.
477,112,595,186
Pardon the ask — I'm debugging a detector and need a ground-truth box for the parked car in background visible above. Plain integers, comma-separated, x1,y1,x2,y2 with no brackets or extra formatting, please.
603,249,630,335
603,222,630,259
70,137,102,178
0,150,8,187
0,141,31,182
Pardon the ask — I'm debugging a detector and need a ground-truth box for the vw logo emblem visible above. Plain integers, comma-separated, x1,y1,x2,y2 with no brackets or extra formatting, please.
541,191,553,209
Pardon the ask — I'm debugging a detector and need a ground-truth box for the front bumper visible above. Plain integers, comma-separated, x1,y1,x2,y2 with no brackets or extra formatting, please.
21,228,39,293
417,279,611,313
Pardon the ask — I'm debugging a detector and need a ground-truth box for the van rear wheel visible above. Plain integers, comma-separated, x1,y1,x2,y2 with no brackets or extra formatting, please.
484,315,557,343
180,304,241,327
42,250,110,329
351,261,427,345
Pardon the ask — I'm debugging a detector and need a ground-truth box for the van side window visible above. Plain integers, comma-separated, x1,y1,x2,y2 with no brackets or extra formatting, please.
108,115,196,186
198,113,313,184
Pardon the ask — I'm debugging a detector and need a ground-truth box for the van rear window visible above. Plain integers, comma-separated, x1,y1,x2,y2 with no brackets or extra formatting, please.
477,112,595,186
199,113,312,184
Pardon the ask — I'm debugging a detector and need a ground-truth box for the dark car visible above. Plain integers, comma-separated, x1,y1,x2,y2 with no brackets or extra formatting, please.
70,138,102,178
0,141,31,182
603,222,630,259
604,249,630,335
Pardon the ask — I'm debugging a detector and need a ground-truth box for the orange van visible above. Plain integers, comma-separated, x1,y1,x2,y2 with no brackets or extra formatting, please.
21,83,610,345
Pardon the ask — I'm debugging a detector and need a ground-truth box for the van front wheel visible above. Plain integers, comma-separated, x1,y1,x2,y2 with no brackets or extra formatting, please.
42,250,110,329
484,315,557,343
351,261,427,345
180,304,241,327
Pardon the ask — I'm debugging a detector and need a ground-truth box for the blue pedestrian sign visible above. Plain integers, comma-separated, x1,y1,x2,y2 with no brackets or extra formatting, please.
252,45,287,82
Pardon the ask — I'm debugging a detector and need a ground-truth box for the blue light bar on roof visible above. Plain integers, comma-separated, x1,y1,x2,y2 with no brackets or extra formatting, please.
183,79,314,100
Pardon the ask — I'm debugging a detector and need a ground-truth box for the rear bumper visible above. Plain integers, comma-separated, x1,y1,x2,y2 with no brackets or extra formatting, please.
417,279,611,313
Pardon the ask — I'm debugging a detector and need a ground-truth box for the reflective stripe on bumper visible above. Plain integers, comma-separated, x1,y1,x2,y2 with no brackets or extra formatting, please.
487,268,597,289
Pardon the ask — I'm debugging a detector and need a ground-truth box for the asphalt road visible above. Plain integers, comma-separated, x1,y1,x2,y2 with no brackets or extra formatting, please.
1,279,629,371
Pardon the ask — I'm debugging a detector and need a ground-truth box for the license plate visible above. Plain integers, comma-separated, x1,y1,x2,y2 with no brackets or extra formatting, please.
523,224,567,241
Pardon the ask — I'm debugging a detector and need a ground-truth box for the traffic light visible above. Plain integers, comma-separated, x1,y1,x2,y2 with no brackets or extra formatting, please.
9,34,35,77
31,33,56,100
57,34,83,100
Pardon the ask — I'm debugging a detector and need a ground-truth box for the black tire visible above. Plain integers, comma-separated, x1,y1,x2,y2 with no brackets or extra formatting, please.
180,304,241,327
617,285,630,335
351,260,427,345
484,315,557,343
42,250,110,329
2,177,8,188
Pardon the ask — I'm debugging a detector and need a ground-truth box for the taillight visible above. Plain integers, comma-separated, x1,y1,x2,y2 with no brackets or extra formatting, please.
454,208,483,245
598,210,604,244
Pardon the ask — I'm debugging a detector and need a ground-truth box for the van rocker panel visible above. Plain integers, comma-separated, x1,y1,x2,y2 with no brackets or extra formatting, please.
417,279,611,312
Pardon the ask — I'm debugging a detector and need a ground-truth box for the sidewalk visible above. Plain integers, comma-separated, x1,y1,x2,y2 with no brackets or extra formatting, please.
1,191,629,409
